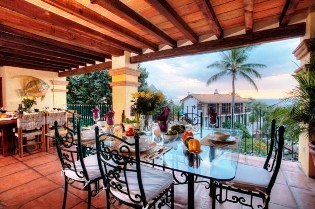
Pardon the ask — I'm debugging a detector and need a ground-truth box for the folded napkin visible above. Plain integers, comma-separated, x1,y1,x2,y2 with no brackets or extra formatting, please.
200,135,239,149
141,146,172,161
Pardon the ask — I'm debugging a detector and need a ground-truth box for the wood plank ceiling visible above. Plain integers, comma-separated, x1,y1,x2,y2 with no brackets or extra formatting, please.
0,0,312,77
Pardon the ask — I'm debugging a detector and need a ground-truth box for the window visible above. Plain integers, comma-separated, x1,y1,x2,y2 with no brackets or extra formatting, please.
222,103,230,114
234,103,243,113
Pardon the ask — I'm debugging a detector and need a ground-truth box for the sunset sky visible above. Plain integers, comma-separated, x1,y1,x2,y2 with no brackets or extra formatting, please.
142,38,301,104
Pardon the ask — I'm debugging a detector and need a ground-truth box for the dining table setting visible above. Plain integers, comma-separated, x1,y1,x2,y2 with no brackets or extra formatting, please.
54,120,242,209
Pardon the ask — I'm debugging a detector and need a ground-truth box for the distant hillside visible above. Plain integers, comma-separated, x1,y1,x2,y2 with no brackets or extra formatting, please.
255,98,282,106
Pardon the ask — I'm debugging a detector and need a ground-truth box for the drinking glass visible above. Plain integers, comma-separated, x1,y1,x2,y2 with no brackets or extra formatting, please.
93,112,100,124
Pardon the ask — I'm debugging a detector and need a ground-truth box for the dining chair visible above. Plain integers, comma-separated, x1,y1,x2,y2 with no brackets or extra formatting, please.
215,119,285,209
54,121,102,209
15,113,46,158
94,127,175,209
45,111,67,151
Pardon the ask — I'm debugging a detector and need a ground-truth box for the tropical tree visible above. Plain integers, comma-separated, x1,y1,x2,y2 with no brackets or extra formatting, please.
67,64,149,105
206,47,266,128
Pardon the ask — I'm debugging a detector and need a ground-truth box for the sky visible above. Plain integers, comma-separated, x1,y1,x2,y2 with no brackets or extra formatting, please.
141,38,301,104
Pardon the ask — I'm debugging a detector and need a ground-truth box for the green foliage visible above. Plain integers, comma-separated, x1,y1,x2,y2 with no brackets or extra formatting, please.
206,47,266,127
67,71,112,105
66,64,149,105
138,64,149,92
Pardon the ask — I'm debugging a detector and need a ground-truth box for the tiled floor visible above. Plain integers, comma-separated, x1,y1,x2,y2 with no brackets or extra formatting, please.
0,150,314,209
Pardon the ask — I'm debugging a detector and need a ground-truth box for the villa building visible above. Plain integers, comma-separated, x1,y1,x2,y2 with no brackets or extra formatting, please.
180,90,250,127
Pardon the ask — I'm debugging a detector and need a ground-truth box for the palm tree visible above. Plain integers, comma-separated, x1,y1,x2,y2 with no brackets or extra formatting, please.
206,47,266,128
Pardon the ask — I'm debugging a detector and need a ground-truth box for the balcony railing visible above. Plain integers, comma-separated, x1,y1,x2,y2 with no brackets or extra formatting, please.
68,104,298,161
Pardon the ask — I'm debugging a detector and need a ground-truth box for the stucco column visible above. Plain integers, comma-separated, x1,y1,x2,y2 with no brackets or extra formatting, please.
109,52,141,122
293,4,315,177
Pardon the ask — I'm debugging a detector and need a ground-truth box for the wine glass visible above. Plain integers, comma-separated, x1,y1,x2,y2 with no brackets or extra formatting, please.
93,111,100,125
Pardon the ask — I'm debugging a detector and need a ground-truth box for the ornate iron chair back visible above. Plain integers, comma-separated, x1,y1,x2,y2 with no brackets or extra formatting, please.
95,127,174,209
95,128,148,207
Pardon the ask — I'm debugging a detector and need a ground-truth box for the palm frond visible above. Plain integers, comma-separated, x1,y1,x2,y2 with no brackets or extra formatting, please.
206,70,229,86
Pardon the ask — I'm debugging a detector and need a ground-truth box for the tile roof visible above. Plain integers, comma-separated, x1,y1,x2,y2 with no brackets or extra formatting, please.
181,94,250,104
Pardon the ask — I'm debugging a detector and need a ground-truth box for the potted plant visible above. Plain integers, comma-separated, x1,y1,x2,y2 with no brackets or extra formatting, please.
286,53,315,166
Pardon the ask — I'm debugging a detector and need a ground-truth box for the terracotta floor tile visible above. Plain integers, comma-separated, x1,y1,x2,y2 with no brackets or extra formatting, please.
13,152,51,161
46,171,64,186
91,190,106,208
0,162,28,177
275,170,287,185
280,160,303,174
71,201,97,209
22,154,58,167
268,202,296,209
0,156,19,167
33,160,61,176
284,171,315,191
270,183,297,208
0,177,59,207
19,188,82,209
0,169,41,193
290,187,315,209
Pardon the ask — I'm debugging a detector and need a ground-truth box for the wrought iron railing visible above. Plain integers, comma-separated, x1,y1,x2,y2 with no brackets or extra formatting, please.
171,105,298,161
67,103,298,161
67,104,111,126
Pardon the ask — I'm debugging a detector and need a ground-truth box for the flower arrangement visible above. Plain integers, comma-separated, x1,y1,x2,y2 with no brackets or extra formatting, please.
131,91,165,115
21,96,37,109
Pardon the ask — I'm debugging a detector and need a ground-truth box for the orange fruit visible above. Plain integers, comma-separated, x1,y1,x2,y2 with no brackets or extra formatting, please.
187,138,201,153
182,131,194,143
184,136,194,147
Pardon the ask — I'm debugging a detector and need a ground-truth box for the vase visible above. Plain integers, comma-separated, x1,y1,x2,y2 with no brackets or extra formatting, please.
140,114,153,132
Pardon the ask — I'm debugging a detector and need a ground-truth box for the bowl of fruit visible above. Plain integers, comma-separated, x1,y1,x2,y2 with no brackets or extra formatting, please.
163,130,178,142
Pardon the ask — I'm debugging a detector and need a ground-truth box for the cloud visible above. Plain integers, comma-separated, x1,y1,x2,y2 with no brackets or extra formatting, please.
142,38,300,104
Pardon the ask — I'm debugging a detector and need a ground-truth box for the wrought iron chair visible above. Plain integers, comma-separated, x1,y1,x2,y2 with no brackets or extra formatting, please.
94,126,174,209
15,112,46,158
54,121,102,209
215,119,285,209
45,111,67,151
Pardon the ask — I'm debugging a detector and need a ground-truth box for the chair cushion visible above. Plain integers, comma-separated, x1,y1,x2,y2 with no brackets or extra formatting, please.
111,165,173,206
226,163,271,193
64,155,101,182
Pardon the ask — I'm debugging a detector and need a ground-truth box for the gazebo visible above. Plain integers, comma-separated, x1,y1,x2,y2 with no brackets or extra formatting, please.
0,0,314,176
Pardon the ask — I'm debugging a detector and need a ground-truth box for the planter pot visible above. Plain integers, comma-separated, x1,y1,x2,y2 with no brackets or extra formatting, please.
309,141,315,167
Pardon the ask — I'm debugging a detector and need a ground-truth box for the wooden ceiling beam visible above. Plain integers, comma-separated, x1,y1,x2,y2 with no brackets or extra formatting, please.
0,0,141,54
0,24,109,60
244,0,254,33
0,32,96,65
91,0,177,47
42,0,158,51
0,53,77,69
0,40,90,66
0,30,103,63
193,0,223,39
0,47,86,67
131,23,305,63
0,58,65,71
0,61,62,72
0,6,123,56
58,61,112,77
145,0,198,43
280,0,300,26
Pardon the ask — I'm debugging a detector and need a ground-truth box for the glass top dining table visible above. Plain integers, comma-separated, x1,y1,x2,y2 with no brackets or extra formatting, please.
148,128,243,209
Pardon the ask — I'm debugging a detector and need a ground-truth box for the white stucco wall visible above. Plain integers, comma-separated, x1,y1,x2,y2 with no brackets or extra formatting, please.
0,66,67,111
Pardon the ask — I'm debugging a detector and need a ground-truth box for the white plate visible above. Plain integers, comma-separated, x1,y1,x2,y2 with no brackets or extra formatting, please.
207,135,236,143
120,140,156,152
81,130,95,140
